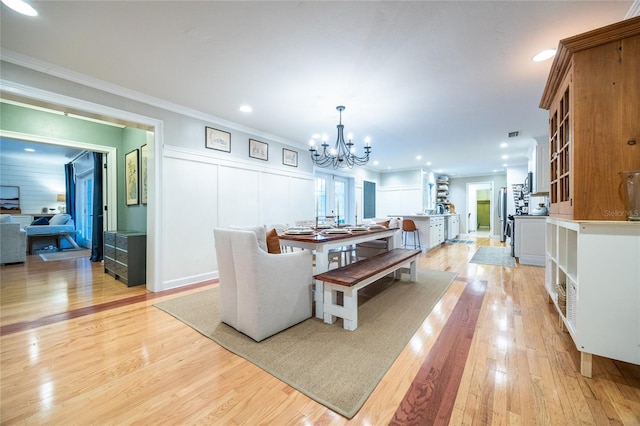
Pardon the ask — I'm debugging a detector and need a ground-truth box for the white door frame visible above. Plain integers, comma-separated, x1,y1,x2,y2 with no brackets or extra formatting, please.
465,181,494,236
0,79,163,291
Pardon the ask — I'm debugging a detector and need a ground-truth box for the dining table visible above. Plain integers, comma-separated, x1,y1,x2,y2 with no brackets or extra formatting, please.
278,227,398,319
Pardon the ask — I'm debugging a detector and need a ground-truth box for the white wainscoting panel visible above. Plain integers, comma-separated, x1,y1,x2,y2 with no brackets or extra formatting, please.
161,156,219,287
218,165,260,227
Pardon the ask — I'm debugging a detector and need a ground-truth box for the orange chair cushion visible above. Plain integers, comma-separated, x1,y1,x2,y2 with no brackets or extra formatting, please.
266,228,281,254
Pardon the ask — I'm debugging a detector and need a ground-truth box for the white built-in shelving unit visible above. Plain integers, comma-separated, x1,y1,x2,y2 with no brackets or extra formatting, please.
545,218,640,377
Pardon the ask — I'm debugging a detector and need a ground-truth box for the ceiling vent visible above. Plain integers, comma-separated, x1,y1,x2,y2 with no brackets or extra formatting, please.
508,131,519,138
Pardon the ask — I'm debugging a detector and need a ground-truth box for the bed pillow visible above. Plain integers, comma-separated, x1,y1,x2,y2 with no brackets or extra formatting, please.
376,220,390,228
31,216,50,225
49,213,71,226
0,214,13,223
265,228,281,254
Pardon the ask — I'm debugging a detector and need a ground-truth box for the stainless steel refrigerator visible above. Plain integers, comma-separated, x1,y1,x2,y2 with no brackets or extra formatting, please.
498,187,508,242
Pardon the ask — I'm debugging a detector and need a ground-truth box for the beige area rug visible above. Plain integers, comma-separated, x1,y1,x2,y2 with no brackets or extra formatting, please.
469,246,517,267
39,249,91,262
154,268,456,418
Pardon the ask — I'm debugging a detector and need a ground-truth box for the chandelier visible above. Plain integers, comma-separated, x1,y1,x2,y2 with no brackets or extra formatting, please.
309,106,371,168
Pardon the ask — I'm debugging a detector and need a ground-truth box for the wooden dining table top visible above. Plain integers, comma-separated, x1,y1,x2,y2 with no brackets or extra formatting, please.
277,227,395,243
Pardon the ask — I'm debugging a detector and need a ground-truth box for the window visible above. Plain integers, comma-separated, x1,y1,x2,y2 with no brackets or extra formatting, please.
314,172,352,225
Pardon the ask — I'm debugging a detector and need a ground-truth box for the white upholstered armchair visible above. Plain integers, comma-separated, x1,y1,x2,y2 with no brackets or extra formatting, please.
0,218,27,265
213,228,313,342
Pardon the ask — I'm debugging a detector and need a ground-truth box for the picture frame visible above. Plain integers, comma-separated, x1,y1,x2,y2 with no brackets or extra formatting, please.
282,148,298,167
249,139,268,161
140,144,148,205
205,126,231,153
125,149,139,206
0,185,21,213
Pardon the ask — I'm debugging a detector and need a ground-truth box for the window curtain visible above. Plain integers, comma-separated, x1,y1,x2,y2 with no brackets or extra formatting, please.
90,153,104,262
64,163,76,222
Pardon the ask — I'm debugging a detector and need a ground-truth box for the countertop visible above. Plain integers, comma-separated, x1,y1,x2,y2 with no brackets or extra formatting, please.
513,215,548,219
389,213,459,218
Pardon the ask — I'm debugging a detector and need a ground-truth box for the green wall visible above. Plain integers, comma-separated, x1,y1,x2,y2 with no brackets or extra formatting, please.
0,102,147,231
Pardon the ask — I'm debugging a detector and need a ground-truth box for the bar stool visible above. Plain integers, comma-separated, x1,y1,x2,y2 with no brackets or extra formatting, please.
402,219,421,250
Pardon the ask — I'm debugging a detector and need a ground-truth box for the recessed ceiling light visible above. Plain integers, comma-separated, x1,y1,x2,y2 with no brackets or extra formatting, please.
426,161,432,166
533,49,557,62
311,133,321,139
239,105,252,113
2,0,38,16
502,163,508,167
500,142,508,148
373,160,379,166
24,148,35,152
502,154,508,160
416,155,422,160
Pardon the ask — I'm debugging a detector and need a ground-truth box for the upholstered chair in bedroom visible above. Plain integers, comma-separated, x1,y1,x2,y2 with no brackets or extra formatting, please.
213,228,313,342
0,215,27,264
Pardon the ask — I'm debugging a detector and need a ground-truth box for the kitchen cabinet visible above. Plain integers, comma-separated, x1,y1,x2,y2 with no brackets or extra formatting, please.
104,231,147,287
529,141,550,195
446,214,459,240
513,216,545,266
393,215,446,252
545,218,640,377
428,216,445,248
539,17,640,220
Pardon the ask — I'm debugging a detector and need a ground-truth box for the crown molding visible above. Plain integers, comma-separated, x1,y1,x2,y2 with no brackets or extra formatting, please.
0,49,301,148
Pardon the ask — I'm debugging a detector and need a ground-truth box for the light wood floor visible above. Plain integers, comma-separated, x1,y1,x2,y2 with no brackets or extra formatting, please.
1,238,639,424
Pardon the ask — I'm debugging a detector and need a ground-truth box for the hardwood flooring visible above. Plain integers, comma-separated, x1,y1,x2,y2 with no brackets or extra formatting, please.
1,238,639,425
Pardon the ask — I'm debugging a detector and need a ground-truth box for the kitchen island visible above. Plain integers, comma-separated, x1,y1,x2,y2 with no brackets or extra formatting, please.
513,215,546,266
389,214,459,251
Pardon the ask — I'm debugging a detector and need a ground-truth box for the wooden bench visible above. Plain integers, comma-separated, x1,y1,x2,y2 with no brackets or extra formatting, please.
313,248,421,330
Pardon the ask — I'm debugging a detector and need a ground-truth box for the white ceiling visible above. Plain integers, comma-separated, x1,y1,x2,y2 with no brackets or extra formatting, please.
0,1,636,176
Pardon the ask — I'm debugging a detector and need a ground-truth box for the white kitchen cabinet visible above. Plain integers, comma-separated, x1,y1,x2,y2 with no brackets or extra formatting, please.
395,215,446,252
446,214,459,240
514,216,545,266
534,142,550,194
429,216,445,248
545,218,640,377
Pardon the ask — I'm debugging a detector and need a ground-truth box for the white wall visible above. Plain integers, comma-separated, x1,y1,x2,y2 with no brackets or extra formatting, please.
0,155,66,214
1,60,314,292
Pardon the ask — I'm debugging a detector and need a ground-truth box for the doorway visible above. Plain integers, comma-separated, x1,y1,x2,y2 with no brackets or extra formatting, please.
466,181,494,237
315,172,353,225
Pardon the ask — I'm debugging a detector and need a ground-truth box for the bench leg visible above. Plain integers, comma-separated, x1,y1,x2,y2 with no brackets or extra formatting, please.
315,280,324,320
323,284,337,324
410,259,417,281
323,284,359,330
342,288,358,331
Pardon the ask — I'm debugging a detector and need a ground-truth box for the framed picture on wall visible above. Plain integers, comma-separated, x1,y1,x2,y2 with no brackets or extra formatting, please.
282,148,298,167
205,127,231,152
125,149,139,206
140,144,148,204
249,139,268,161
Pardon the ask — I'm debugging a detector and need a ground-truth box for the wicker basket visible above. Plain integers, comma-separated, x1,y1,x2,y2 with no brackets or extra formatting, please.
556,282,567,316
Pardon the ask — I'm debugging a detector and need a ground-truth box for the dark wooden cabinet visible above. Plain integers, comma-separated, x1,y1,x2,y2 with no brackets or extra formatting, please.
104,231,146,287
540,17,640,220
